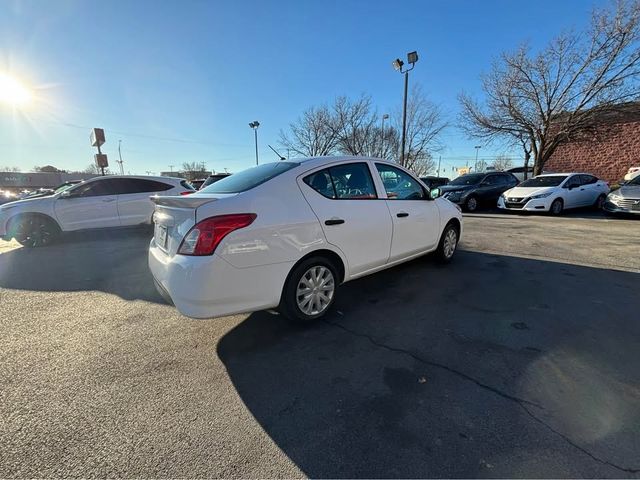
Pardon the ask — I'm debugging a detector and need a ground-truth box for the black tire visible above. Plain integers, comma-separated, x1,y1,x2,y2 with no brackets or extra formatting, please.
464,195,479,212
549,198,564,216
7,214,61,248
435,222,459,263
593,194,606,210
280,256,339,323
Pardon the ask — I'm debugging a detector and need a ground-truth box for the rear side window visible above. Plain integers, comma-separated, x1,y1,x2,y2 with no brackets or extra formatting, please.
304,163,377,200
580,174,597,185
200,162,299,193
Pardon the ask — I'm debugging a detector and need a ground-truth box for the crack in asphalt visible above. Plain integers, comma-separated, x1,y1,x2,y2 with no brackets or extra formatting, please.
323,319,640,475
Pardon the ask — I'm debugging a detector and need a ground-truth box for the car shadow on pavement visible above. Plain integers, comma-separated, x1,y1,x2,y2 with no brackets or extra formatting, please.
217,251,640,478
0,226,164,303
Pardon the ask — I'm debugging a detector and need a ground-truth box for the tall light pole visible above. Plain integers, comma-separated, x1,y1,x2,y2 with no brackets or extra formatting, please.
117,140,124,175
249,121,260,165
474,145,482,171
392,51,419,165
381,113,389,156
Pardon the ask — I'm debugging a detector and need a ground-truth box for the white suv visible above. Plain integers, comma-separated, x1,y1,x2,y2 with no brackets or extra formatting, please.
0,175,194,247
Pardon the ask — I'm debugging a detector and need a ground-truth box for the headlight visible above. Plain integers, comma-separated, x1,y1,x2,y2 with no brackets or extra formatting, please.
608,192,622,200
530,192,552,199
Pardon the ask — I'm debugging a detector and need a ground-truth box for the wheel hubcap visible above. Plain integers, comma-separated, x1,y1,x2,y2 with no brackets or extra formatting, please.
296,266,335,316
443,228,457,258
467,198,477,211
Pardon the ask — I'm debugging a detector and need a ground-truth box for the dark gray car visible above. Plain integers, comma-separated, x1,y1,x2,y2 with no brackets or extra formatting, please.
439,172,519,211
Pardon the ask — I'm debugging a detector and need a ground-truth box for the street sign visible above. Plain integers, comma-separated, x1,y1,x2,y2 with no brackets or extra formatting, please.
90,128,105,147
95,153,108,168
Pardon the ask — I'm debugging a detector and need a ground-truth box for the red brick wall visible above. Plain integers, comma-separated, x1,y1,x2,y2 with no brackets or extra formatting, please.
545,120,640,184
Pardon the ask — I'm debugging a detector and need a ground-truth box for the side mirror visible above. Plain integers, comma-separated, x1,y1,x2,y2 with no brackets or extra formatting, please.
429,188,441,200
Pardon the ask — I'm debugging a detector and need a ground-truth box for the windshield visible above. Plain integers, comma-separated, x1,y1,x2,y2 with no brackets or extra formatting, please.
449,173,485,186
519,176,567,187
628,175,640,186
199,162,299,194
54,183,78,194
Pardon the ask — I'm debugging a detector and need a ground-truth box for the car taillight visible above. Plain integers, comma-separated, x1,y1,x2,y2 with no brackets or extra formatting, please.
177,214,257,256
180,191,194,195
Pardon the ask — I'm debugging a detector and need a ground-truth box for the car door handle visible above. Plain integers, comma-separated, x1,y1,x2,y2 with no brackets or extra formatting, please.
101,198,116,202
396,212,409,218
324,218,345,226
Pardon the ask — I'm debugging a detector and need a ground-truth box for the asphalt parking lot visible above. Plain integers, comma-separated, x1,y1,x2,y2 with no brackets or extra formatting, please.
1,212,639,478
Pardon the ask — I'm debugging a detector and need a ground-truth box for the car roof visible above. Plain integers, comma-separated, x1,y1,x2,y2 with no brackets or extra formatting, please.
535,172,589,177
87,175,184,182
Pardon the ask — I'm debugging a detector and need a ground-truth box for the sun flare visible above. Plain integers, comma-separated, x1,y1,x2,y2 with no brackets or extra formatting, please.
0,74,33,107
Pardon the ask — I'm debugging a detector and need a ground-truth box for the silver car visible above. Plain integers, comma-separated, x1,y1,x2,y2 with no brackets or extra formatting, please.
604,176,640,215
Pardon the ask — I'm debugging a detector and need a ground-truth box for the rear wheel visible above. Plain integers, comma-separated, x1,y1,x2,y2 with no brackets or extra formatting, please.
593,194,606,210
550,198,564,216
281,256,338,323
436,222,459,263
8,214,61,248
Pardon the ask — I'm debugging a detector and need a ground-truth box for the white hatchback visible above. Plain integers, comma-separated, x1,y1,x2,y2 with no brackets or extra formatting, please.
497,173,610,215
148,156,463,322
0,175,194,247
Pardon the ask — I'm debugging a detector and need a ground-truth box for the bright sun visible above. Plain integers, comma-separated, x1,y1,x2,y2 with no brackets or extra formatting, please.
0,74,33,107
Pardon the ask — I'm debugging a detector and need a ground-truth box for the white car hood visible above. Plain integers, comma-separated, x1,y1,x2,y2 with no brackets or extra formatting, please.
504,186,556,197
0,195,53,211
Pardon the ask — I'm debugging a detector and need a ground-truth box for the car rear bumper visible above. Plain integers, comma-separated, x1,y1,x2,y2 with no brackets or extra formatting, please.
497,197,551,211
148,241,294,319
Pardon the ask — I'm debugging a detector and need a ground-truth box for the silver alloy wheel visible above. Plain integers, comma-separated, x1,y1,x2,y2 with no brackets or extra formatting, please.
466,197,477,211
443,227,458,259
296,265,335,316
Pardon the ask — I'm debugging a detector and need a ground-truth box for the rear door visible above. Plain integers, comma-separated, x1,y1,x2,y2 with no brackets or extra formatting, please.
478,174,505,203
579,175,602,205
375,163,440,261
117,179,174,225
298,161,393,276
562,175,586,208
53,179,121,231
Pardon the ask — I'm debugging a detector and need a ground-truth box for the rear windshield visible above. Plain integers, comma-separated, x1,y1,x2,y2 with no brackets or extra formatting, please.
199,162,300,193
519,175,567,187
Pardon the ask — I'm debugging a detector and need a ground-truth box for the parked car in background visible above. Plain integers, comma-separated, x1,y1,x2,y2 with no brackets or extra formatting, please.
498,173,609,215
0,190,19,205
604,174,640,215
199,173,231,189
420,176,449,189
439,172,519,211
624,166,640,182
0,176,195,247
149,157,462,322
507,166,535,183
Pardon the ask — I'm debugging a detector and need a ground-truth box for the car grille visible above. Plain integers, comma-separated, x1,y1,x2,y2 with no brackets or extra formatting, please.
507,197,524,202
505,203,525,209
612,198,640,209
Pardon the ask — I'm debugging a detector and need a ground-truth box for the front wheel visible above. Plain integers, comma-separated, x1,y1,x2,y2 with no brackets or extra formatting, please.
436,223,459,263
549,198,564,216
280,257,338,323
8,215,61,247
464,196,478,212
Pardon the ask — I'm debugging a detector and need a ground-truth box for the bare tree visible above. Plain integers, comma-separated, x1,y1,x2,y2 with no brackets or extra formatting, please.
0,166,20,172
83,164,110,175
279,104,340,157
492,154,514,171
460,0,640,175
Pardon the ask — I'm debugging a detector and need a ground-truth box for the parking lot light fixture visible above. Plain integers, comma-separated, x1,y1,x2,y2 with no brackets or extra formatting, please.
392,51,419,166
249,121,260,165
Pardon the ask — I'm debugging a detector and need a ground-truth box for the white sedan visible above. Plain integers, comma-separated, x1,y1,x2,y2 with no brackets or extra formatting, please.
497,173,610,215
0,175,194,247
149,156,463,322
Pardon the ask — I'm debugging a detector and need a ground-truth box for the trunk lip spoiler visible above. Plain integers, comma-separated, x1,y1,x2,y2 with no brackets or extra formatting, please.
150,195,219,209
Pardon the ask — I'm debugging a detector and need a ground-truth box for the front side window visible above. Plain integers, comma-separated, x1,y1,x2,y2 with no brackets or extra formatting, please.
483,175,501,185
376,164,425,200
68,179,115,197
303,162,377,200
519,175,568,188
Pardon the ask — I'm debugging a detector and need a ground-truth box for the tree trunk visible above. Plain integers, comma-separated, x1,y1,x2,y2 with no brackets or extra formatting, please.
523,150,531,180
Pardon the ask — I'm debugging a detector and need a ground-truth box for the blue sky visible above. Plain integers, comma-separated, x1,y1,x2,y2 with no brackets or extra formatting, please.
0,0,606,175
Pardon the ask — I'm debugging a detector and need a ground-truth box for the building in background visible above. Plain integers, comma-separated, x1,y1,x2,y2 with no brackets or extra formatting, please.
546,102,640,183
0,171,96,192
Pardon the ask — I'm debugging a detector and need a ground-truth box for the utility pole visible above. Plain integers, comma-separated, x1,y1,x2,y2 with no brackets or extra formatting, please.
168,165,174,173
249,121,260,165
393,52,418,166
117,140,124,175
437,155,441,177
381,113,389,156
474,145,482,171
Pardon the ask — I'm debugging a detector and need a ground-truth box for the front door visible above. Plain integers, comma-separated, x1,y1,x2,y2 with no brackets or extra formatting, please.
298,161,393,276
54,179,120,231
375,163,440,261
